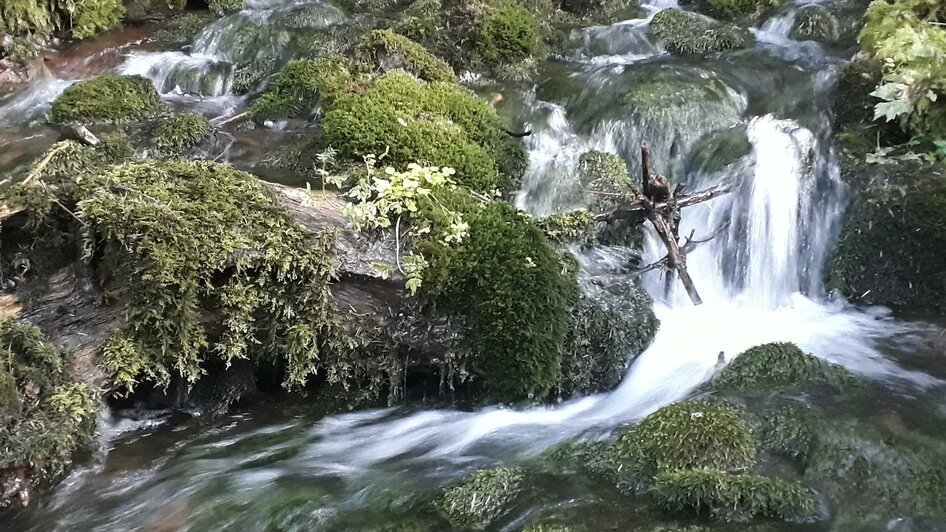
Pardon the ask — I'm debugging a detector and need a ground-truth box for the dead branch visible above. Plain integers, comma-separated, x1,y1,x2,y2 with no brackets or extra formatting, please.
593,181,734,224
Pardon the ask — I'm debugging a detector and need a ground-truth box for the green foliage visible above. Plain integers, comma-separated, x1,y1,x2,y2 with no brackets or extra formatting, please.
209,0,243,15
615,400,756,487
652,470,817,522
152,113,212,156
251,56,357,122
0,0,55,34
649,9,753,55
50,75,160,124
355,29,457,84
73,161,337,392
0,36,39,62
435,467,525,529
0,0,122,39
473,0,542,66
790,4,839,43
321,70,525,193
704,0,778,22
67,0,124,39
0,317,98,495
537,210,597,245
711,342,861,393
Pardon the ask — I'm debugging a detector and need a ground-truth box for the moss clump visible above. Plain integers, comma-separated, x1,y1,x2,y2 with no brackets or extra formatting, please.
652,470,816,522
354,29,457,84
649,9,752,55
152,113,212,156
71,161,337,392
50,75,160,124
703,0,778,22
251,57,357,122
615,400,756,487
435,467,525,529
0,0,122,39
0,0,55,35
321,70,526,192
209,0,243,15
473,0,542,67
757,404,817,461
575,150,642,247
790,4,839,44
712,342,860,393
0,318,98,505
69,0,125,39
537,210,597,245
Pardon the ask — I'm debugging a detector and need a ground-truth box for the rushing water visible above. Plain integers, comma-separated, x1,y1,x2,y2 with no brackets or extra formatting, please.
2,0,945,529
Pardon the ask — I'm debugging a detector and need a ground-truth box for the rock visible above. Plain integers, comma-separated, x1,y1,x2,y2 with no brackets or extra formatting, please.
790,4,839,44
709,342,862,393
49,74,161,124
435,467,526,529
123,0,185,23
649,9,753,55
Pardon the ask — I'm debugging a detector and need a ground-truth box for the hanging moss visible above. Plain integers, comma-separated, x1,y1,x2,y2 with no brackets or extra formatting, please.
0,318,98,505
354,29,457,84
321,70,526,193
69,0,125,39
152,113,213,156
649,9,753,55
711,342,861,393
435,467,526,529
50,75,161,124
251,56,358,122
0,0,123,40
652,470,817,522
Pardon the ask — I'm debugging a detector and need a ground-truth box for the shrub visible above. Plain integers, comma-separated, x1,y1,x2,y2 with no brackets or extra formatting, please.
354,29,456,84
649,9,752,55
436,467,526,528
50,75,160,123
712,342,860,392
153,113,212,156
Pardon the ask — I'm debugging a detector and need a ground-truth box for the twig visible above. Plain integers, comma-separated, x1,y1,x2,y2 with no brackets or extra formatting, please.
214,111,250,128
22,143,71,186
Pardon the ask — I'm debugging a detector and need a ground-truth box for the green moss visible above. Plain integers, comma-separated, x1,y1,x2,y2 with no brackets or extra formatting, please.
652,470,816,522
789,4,839,43
575,150,642,247
150,12,217,49
321,70,526,193
0,0,122,39
0,318,98,504
704,0,778,22
50,75,160,124
615,400,756,487
69,0,125,39
251,57,357,122
0,36,39,62
757,404,816,461
355,29,457,84
524,525,574,532
712,342,860,393
435,467,525,529
152,113,212,156
0,0,55,34
209,0,243,15
649,9,753,55
537,210,597,245
474,0,542,66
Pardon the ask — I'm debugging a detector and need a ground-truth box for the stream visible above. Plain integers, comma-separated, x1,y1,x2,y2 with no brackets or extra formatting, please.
2,0,946,530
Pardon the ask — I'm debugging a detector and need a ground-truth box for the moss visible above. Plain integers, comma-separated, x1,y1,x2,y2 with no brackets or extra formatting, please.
704,0,778,22
649,9,753,55
69,0,125,39
789,4,839,44
435,467,526,529
355,29,457,84
152,113,212,156
0,36,39,62
614,400,756,488
0,318,98,505
473,0,542,67
652,470,816,522
0,0,122,40
756,404,816,461
251,57,356,121
558,0,641,23
150,12,217,49
0,0,55,35
321,70,526,193
575,150,642,247
711,342,860,393
537,210,598,245
524,525,574,532
50,75,160,124
209,0,243,15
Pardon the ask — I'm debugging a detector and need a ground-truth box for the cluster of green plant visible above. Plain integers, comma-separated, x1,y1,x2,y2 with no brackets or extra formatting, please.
0,317,98,504
710,342,861,393
859,0,946,141
536,210,597,245
321,70,526,193
652,470,816,521
574,150,644,247
354,29,457,84
702,0,778,22
50,75,161,123
473,0,542,66
435,467,526,528
649,9,753,55
250,56,358,122
0,0,123,40
152,113,213,156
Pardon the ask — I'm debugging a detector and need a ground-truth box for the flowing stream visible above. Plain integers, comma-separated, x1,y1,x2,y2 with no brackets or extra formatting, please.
2,0,946,529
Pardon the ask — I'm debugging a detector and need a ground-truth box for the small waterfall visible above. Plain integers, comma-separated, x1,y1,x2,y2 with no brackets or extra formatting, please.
0,79,74,125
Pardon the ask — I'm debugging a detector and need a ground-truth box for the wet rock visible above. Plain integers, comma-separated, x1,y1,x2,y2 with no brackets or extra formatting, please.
123,0,185,23
435,467,526,529
649,9,753,55
709,342,862,393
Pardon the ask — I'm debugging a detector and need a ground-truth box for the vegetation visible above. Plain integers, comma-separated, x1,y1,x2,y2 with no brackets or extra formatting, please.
209,0,243,15
757,404,817,461
711,342,861,393
703,0,778,22
435,467,526,528
473,0,542,66
49,75,161,123
152,113,213,156
790,5,840,43
649,9,753,55
251,57,358,122
0,0,123,40
354,29,457,84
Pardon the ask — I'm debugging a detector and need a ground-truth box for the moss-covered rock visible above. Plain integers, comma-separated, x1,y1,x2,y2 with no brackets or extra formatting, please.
711,342,860,393
649,9,753,55
251,56,358,122
558,0,641,23
537,210,599,246
575,150,643,247
321,70,526,193
354,29,457,84
50,75,161,124
825,162,946,312
209,0,243,15
756,403,817,461
789,4,839,44
435,467,526,529
702,0,778,22
652,470,817,522
0,318,99,506
614,400,756,488
149,12,217,49
473,0,542,67
124,0,186,23
558,278,658,397
152,113,213,156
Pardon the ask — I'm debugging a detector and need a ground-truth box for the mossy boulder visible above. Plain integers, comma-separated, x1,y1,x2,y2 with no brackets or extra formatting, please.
124,0,186,23
558,0,641,23
825,163,946,312
649,9,753,55
435,467,526,529
652,470,817,522
251,56,358,122
149,12,216,48
790,4,839,44
756,403,817,461
558,278,658,397
152,113,213,156
711,342,860,393
614,400,756,488
701,0,778,23
50,75,161,124
354,29,456,84
321,70,526,193
473,0,542,68
0,318,99,506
